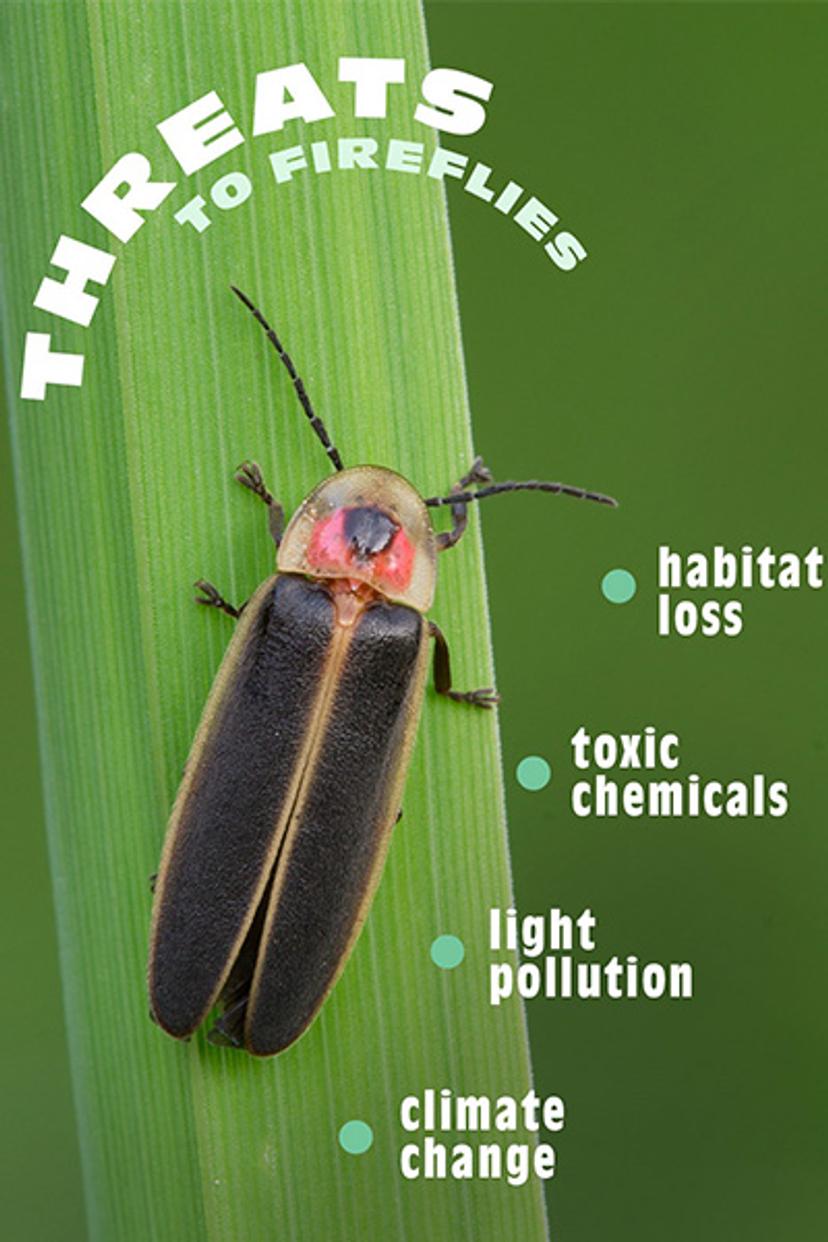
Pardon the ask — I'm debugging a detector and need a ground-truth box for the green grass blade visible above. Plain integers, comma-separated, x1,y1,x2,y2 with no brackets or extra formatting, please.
1,3,548,1239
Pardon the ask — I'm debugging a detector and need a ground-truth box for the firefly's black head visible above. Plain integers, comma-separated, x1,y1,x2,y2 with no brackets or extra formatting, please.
343,506,399,562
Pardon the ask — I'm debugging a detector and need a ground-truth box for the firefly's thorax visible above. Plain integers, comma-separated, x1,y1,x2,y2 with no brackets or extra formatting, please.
277,466,438,612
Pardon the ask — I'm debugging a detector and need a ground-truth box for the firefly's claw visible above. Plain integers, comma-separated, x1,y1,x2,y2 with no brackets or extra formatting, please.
234,459,260,487
466,457,493,486
194,580,241,619
234,460,274,506
194,579,221,606
447,687,500,709
234,461,284,547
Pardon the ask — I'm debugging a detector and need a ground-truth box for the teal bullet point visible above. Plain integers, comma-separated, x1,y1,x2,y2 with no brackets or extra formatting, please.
601,568,637,604
338,1120,374,1155
516,755,551,791
430,934,465,969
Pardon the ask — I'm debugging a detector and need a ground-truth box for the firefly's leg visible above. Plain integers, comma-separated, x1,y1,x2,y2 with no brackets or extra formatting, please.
435,456,493,551
194,580,244,619
430,621,500,708
234,460,285,547
208,997,247,1049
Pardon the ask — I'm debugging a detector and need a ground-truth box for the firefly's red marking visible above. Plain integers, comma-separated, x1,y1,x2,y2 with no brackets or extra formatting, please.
307,507,415,595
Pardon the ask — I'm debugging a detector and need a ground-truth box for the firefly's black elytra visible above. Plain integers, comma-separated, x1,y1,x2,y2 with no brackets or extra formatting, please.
147,287,617,1057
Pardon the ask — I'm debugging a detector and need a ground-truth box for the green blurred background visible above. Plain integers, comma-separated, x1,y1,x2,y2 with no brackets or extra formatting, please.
2,2,826,1239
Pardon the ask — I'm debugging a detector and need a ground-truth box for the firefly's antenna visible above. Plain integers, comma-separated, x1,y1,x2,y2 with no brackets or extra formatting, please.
231,285,344,472
424,479,619,508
